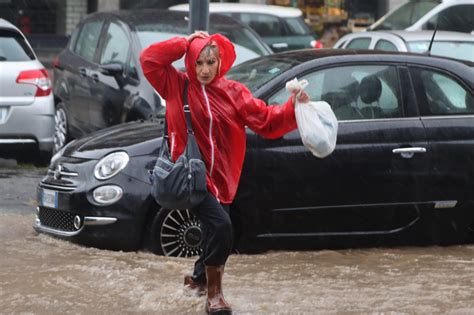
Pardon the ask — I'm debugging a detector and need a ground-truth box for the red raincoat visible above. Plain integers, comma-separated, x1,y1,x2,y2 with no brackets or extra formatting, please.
140,34,297,204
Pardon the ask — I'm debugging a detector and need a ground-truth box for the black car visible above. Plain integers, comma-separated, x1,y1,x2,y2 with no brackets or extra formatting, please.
52,9,271,154
36,49,474,257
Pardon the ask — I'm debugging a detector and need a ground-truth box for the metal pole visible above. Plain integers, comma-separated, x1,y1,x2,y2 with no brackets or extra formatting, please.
189,0,209,33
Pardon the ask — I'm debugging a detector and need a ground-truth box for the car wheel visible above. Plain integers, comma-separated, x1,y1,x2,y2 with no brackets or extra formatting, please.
53,103,69,154
149,208,202,257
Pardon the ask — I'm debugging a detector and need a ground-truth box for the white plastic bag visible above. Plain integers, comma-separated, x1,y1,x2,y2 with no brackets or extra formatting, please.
286,78,338,158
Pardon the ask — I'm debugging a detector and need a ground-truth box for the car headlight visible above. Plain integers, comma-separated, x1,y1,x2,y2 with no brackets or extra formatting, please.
94,151,129,180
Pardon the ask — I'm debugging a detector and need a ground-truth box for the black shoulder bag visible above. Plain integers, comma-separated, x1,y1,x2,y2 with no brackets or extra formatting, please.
150,80,208,209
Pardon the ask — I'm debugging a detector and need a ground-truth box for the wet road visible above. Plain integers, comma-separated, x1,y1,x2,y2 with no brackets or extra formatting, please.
1,167,474,314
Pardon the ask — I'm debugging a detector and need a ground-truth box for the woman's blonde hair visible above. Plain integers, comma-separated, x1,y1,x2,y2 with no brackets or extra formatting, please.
200,43,219,58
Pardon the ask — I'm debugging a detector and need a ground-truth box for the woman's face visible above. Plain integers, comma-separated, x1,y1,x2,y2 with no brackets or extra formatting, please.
196,49,219,85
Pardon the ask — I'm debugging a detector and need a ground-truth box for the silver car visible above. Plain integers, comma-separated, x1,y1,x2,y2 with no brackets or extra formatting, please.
333,30,474,62
0,18,54,161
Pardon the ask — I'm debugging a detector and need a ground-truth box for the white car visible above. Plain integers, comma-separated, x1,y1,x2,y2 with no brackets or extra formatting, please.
0,18,54,162
333,30,474,62
169,2,322,52
368,0,474,33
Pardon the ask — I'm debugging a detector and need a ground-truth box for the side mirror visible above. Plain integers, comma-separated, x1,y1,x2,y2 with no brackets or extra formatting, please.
100,63,123,76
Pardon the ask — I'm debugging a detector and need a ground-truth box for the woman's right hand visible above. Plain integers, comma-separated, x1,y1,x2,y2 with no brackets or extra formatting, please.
186,31,209,43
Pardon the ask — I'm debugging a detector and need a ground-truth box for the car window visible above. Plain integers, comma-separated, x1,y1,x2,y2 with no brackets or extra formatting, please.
285,17,312,36
334,39,346,48
68,27,79,50
226,57,298,93
239,13,284,37
268,65,403,121
128,58,139,81
406,40,474,62
372,0,439,30
0,30,35,61
74,20,104,62
211,26,270,56
374,39,398,51
100,22,129,65
346,38,371,49
423,5,474,33
136,22,268,68
411,67,474,115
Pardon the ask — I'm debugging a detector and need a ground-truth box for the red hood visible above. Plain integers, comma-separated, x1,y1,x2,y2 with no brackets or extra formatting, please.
184,34,236,84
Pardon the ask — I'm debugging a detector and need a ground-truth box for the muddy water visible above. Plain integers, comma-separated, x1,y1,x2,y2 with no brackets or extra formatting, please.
1,214,474,314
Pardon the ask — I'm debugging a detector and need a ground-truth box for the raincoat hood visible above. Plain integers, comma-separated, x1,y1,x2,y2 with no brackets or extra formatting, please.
184,34,236,84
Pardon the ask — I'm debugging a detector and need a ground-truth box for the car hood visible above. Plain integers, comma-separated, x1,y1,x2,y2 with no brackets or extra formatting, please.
63,120,163,159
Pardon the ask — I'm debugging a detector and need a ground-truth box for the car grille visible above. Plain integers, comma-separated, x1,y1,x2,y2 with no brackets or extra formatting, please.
38,207,78,232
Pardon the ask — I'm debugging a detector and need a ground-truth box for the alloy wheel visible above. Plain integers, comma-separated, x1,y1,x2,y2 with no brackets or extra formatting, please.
53,107,68,153
160,208,202,257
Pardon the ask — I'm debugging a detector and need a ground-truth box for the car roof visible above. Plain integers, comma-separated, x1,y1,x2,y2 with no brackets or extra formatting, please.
437,0,473,3
335,30,474,47
246,48,474,68
84,9,256,28
0,18,21,33
169,3,303,17
379,30,474,42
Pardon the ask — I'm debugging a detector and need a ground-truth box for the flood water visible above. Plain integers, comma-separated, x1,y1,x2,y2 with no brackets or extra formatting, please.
1,213,474,314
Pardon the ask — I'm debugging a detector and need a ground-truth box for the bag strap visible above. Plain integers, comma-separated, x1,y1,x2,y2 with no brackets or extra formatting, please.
163,79,192,140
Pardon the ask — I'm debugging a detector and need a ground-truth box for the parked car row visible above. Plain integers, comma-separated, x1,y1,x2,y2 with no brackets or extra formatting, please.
35,48,474,257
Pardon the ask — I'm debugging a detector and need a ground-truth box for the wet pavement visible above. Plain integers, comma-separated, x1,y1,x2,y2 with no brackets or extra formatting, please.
1,215,474,314
1,166,474,314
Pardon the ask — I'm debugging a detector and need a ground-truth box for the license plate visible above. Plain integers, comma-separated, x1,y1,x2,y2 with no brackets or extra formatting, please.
41,189,58,208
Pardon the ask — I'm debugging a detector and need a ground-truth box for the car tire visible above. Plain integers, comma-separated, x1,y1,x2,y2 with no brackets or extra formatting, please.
148,208,203,257
53,103,70,154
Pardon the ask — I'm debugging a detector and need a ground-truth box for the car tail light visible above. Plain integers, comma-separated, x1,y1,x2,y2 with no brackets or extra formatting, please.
16,69,52,97
311,40,324,49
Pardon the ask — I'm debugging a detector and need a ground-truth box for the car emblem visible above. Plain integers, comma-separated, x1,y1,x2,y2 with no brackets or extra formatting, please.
54,164,63,180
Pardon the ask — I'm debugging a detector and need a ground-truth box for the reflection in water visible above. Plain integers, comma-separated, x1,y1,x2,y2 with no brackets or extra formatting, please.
1,214,474,314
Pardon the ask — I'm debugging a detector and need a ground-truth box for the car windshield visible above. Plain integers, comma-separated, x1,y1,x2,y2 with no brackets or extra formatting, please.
372,0,440,30
136,23,269,68
226,56,298,93
407,40,474,62
0,30,35,61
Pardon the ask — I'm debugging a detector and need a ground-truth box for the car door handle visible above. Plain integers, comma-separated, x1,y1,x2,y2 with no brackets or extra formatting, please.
392,147,427,159
271,42,289,49
79,68,88,77
91,73,99,83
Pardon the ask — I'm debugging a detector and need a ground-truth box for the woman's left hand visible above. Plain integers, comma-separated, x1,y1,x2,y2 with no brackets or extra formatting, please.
292,89,310,106
297,90,310,103
186,31,209,43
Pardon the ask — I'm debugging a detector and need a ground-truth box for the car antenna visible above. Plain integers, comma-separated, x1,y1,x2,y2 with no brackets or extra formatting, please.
426,22,439,56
